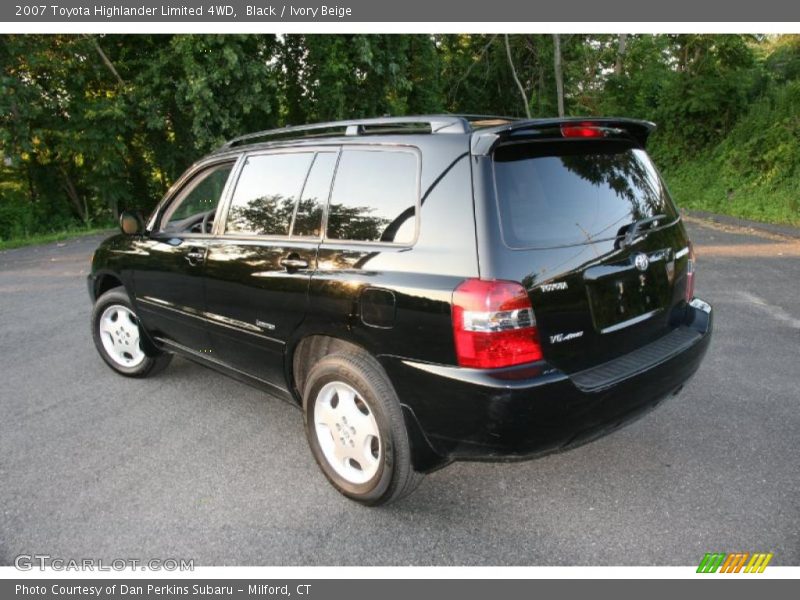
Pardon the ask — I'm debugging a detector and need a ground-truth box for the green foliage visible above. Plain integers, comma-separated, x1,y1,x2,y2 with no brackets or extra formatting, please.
763,35,800,82
0,33,282,239
280,34,442,122
663,80,800,225
1,33,799,241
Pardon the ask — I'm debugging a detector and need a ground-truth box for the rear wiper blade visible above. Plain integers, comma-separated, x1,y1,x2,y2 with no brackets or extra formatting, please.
622,214,667,248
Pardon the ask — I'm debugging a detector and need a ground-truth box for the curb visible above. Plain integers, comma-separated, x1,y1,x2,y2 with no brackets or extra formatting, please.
682,209,800,241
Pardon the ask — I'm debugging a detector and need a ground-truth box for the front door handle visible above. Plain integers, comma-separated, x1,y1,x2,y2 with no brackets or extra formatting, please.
280,254,309,271
186,248,205,265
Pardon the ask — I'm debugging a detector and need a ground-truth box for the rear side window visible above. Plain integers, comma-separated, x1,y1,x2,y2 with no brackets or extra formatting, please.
493,141,678,249
326,149,418,244
225,152,314,236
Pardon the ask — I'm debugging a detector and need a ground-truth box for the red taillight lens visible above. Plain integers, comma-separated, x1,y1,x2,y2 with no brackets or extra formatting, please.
452,279,543,369
560,122,605,138
684,241,695,302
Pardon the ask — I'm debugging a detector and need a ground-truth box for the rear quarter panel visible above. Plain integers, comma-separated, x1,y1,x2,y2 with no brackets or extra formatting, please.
292,135,478,367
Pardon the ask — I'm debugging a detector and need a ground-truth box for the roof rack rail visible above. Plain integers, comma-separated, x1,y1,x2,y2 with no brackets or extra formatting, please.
218,115,477,150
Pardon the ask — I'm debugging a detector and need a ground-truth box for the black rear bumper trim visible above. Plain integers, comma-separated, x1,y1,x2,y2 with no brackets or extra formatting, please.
570,325,702,392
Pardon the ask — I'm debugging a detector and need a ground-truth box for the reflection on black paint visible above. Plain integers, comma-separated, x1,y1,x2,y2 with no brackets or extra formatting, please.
494,141,678,249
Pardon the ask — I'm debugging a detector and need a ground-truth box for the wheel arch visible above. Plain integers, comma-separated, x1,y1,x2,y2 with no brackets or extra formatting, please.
286,331,447,473
288,334,366,405
92,271,162,358
93,271,125,301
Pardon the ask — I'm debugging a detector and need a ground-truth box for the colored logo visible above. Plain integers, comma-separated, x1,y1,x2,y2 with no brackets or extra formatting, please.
697,552,774,573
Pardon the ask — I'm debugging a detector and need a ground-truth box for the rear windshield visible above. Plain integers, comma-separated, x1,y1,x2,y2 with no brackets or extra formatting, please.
493,141,679,249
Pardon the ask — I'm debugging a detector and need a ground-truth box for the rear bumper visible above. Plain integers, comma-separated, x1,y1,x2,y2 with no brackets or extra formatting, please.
382,298,713,472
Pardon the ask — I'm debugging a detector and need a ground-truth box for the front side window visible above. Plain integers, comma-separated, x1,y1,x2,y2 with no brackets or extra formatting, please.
225,153,314,236
326,149,418,244
161,163,234,234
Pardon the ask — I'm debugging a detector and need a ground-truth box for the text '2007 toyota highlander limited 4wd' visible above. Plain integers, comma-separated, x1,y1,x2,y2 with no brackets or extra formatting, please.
88,115,713,505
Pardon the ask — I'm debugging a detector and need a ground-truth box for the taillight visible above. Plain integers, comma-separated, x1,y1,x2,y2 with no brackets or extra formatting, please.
452,279,543,369
684,241,695,302
560,122,605,138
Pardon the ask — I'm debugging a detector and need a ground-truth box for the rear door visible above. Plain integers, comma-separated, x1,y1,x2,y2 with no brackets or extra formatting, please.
485,138,692,373
203,149,338,385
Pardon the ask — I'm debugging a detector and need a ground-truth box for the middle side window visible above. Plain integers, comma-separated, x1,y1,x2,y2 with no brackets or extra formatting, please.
225,152,314,236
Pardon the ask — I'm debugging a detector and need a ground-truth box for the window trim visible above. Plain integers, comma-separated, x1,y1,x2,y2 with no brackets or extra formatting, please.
216,146,340,242
320,144,422,248
289,151,341,240
150,142,423,248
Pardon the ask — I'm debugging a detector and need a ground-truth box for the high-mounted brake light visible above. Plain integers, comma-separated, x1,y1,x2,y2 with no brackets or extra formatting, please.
684,241,696,303
452,279,543,369
560,122,605,139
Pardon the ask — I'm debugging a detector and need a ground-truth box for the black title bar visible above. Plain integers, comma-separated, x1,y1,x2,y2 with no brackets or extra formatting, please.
3,0,800,22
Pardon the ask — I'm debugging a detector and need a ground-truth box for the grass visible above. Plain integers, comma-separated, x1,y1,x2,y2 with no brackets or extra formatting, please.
664,159,800,228
660,81,800,228
0,226,114,251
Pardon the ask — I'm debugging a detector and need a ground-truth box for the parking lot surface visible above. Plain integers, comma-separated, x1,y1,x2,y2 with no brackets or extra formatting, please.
1,218,797,565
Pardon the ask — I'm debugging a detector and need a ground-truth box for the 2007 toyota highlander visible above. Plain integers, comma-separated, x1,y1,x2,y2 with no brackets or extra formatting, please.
88,115,713,505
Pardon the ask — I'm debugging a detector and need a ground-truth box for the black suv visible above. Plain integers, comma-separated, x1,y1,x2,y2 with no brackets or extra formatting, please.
88,115,713,505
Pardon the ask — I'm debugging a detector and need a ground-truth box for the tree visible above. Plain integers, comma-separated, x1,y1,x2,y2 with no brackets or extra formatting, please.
505,34,531,118
0,34,782,240
553,34,565,117
615,34,627,76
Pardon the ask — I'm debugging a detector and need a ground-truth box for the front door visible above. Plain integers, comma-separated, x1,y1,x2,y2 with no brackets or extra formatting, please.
133,160,236,353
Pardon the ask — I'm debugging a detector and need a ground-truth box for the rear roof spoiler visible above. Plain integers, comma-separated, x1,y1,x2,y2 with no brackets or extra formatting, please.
470,117,656,155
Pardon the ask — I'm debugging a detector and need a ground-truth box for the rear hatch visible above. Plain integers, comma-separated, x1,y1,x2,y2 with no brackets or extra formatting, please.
487,132,692,373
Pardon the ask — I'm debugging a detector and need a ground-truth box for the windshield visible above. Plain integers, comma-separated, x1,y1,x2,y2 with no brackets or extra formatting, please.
492,140,679,249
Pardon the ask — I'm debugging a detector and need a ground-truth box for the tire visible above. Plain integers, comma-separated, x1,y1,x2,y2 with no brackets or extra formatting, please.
303,351,424,506
91,286,172,378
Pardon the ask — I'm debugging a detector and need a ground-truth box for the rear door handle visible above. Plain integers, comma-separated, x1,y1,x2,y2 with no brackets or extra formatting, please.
280,254,309,271
186,248,206,265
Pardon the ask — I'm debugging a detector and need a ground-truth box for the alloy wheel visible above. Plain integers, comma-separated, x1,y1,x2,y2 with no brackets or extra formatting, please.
313,381,382,485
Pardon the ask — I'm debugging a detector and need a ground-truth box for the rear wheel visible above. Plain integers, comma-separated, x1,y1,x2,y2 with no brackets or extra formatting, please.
91,287,172,377
303,351,423,505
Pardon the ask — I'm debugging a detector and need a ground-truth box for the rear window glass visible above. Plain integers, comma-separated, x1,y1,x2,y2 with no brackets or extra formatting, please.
326,149,418,244
493,141,678,249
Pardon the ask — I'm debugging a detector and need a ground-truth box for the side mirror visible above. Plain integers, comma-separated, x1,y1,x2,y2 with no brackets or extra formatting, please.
119,211,145,235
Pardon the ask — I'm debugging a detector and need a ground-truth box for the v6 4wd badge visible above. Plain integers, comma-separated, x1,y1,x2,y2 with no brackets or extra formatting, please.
550,331,584,344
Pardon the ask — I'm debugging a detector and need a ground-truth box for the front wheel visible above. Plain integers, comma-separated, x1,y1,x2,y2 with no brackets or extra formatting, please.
303,352,424,506
91,287,172,377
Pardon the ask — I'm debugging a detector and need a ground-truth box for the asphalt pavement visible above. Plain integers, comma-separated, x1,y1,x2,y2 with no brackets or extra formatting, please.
0,217,798,566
